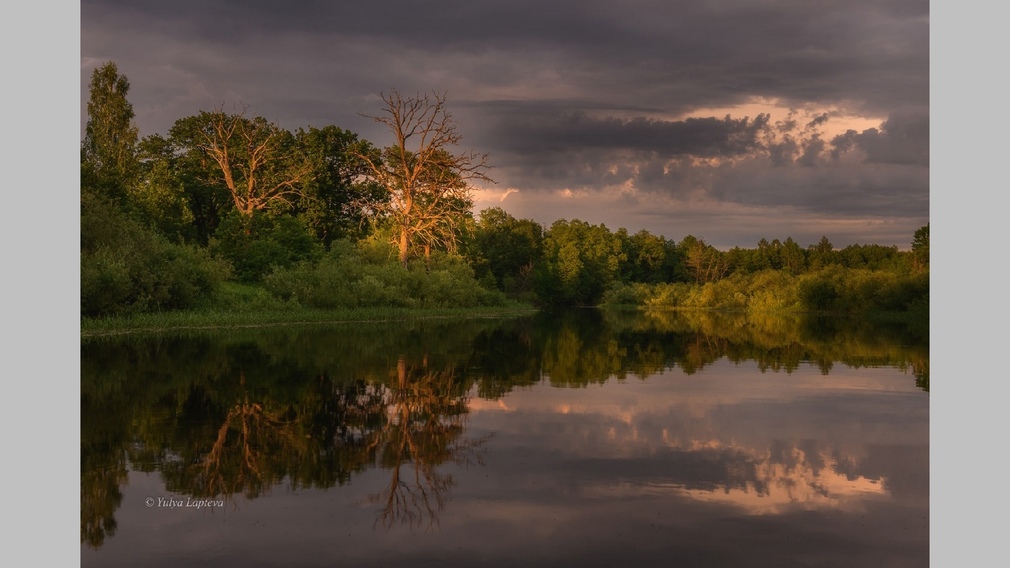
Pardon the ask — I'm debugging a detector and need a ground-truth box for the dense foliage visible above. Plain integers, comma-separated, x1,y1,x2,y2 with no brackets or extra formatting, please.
263,241,506,309
81,191,231,317
81,62,928,319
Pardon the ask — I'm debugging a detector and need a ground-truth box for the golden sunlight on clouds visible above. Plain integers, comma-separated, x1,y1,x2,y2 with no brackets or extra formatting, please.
684,97,884,141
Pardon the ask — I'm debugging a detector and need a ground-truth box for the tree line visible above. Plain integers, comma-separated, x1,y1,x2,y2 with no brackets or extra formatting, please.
81,61,928,318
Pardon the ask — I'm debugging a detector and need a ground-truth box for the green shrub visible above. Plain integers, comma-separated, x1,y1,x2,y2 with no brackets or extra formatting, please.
602,282,650,306
798,275,840,311
210,212,322,282
211,281,294,312
745,270,799,311
264,242,505,310
796,268,928,313
644,282,692,309
81,247,134,316
81,195,232,317
264,240,360,308
415,255,505,308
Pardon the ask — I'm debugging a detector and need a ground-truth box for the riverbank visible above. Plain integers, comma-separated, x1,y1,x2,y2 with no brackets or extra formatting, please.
81,303,538,337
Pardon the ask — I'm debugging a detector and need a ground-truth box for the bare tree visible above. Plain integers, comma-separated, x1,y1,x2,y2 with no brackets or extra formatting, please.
683,236,729,283
190,107,312,227
357,90,493,267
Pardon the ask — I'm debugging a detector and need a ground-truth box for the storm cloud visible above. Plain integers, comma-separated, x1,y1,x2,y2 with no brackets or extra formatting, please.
82,0,929,248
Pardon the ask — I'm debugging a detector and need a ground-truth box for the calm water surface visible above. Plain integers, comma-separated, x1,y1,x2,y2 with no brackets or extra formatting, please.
81,309,928,567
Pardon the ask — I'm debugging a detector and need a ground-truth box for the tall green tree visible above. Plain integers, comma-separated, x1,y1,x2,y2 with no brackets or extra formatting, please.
618,229,676,284
752,238,776,271
151,123,232,244
912,223,929,271
537,220,625,305
838,243,901,271
468,207,545,295
82,61,140,202
780,237,806,275
294,125,385,246
131,134,197,242
808,236,836,269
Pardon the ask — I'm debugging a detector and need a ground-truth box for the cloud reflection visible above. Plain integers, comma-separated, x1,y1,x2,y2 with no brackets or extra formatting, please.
467,360,923,518
586,441,888,516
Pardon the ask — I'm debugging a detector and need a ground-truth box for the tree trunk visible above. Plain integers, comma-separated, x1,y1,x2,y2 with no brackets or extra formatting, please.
399,228,409,269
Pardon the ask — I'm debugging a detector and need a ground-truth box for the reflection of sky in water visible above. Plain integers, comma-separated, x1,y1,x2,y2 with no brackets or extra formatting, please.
465,359,925,517
84,359,927,568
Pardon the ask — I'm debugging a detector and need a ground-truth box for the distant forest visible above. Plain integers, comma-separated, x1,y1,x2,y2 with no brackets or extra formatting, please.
82,62,928,318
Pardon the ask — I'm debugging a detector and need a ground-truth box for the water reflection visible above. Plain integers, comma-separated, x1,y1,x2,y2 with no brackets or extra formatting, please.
366,357,487,530
581,438,889,515
81,310,927,566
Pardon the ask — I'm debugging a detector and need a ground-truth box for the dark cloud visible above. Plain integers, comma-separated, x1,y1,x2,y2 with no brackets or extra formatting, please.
83,0,928,128
807,113,830,129
705,158,929,216
82,0,928,247
486,108,770,158
464,103,774,194
797,135,827,167
831,111,930,166
768,138,800,167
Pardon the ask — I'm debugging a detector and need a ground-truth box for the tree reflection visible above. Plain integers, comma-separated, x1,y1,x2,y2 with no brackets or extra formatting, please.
368,356,486,530
80,454,126,548
195,373,302,500
123,353,486,530
81,365,134,549
911,354,929,392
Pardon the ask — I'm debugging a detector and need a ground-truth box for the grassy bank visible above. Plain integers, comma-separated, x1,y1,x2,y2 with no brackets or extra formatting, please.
82,304,538,337
82,279,538,338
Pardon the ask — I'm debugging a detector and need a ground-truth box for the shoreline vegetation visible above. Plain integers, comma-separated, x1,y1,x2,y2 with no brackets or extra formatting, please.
81,293,925,338
81,63,929,335
81,302,538,338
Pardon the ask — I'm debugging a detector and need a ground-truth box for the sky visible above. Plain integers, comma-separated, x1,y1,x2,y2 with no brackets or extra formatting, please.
80,0,929,250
